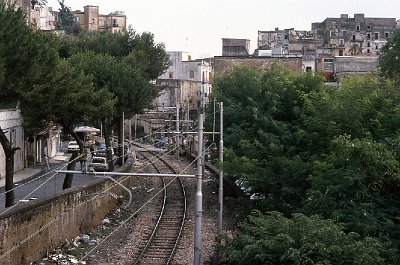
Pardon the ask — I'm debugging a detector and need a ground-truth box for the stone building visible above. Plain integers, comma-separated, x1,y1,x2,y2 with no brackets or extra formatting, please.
312,13,397,56
255,14,397,80
222,38,251,56
257,14,397,58
72,5,126,33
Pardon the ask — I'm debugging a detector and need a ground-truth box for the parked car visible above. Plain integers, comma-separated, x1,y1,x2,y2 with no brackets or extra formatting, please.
88,156,109,172
92,148,117,164
67,141,80,153
154,137,168,148
93,149,107,158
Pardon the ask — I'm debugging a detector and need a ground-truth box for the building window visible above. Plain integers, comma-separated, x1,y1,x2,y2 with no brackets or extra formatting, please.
367,25,371,31
284,34,288,39
92,18,95,24
189,71,194,78
352,34,356,41
375,32,379,40
75,16,80,22
113,19,118,27
375,45,379,50
339,50,344,56
385,32,389,38
367,42,370,47
169,72,173,79
367,48,370,53
339,39,344,46
356,25,360,31
367,33,371,39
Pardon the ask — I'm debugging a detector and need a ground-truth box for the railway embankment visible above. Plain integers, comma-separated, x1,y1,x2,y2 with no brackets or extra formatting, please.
0,156,135,265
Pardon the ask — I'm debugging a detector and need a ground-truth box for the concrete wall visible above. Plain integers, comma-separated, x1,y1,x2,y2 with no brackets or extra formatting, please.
0,158,134,265
0,109,25,179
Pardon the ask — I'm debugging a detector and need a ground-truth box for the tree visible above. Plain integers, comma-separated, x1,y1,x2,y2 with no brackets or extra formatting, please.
57,0,80,35
68,51,158,168
225,211,399,265
301,74,400,244
58,28,170,80
213,66,400,258
211,64,324,214
20,59,115,189
31,0,47,9
0,1,58,206
379,29,400,84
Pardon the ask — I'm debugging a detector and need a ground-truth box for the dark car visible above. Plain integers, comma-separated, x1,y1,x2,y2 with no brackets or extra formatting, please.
154,137,169,148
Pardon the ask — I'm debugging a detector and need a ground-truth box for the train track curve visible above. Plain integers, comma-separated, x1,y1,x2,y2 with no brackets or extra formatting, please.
132,148,187,264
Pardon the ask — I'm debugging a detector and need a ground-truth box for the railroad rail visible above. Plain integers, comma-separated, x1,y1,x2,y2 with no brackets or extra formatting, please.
133,147,187,264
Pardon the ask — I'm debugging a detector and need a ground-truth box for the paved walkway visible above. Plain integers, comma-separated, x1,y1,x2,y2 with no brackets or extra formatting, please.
0,152,70,188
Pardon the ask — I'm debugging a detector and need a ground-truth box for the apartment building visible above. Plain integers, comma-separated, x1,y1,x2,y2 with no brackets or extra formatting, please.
157,51,213,109
258,14,397,58
137,52,213,137
255,14,398,80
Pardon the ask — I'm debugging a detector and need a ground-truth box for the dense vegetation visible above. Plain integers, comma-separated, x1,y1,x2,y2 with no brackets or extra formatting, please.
0,1,168,204
210,63,400,263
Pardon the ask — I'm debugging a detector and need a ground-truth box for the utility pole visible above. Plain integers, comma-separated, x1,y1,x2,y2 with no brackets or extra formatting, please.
218,102,224,234
176,102,180,159
194,113,204,265
134,114,137,141
122,111,125,162
129,117,132,144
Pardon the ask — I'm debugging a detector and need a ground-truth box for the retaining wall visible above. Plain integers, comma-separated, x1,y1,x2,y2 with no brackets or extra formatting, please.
0,157,134,265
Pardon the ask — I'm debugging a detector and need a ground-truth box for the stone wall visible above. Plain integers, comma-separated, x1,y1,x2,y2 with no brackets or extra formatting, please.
213,56,303,77
0,157,134,265
335,56,379,78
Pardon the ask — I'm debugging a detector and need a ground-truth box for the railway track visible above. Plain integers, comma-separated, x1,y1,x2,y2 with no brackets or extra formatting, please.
132,147,187,264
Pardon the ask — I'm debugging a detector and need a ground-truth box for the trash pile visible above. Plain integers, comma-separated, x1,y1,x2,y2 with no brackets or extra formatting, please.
32,214,121,265
32,234,96,265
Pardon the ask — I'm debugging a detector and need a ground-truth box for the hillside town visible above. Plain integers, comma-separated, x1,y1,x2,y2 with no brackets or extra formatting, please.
2,1,398,179
2,1,400,264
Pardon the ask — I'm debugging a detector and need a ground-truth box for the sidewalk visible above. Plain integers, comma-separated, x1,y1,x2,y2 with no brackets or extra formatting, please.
0,152,71,188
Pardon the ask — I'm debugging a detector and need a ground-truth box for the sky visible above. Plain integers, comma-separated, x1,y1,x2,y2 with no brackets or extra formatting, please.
47,0,400,59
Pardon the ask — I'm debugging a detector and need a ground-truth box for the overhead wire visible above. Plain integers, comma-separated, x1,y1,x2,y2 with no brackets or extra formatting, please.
0,128,182,251
79,143,207,262
0,122,207,260
0,130,169,237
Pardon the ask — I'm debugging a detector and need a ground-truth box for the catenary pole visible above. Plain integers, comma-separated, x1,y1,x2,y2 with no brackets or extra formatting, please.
194,113,204,265
218,102,224,234
122,111,125,161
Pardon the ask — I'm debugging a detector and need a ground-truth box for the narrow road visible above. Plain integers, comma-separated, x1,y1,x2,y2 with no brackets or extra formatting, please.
0,163,101,212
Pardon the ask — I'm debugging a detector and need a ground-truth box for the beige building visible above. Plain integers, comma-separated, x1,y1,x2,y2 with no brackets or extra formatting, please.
73,5,126,33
